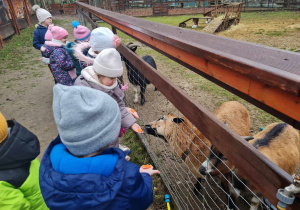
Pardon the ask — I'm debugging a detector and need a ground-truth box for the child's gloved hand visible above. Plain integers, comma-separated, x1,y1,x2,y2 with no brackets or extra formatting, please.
127,107,139,119
139,165,160,176
131,123,143,133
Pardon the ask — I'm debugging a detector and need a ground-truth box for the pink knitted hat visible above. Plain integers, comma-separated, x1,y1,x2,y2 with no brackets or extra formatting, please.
72,21,91,41
44,25,53,41
49,25,68,40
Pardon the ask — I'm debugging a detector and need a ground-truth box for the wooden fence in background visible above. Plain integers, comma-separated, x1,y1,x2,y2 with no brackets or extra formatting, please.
75,1,300,209
0,0,36,48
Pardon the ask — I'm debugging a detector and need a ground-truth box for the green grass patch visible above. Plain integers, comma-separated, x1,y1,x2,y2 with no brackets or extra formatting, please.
198,79,240,100
53,19,70,26
265,30,286,36
121,130,153,165
240,11,299,21
0,25,37,72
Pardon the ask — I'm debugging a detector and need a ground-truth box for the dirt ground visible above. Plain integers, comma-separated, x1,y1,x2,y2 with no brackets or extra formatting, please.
0,11,299,209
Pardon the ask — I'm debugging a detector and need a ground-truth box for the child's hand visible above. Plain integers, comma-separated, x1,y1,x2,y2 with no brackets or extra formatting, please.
39,57,43,61
127,107,139,119
131,123,143,133
140,165,160,176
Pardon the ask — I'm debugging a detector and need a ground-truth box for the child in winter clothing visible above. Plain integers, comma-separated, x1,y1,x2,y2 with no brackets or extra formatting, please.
32,5,52,50
74,27,121,69
0,112,48,210
41,25,76,86
39,85,160,210
74,48,143,134
65,21,91,76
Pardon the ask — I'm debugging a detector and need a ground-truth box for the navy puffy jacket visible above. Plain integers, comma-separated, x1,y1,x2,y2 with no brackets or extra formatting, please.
39,136,154,210
33,25,47,50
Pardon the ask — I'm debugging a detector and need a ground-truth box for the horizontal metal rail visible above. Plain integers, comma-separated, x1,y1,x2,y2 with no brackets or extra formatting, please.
76,2,300,208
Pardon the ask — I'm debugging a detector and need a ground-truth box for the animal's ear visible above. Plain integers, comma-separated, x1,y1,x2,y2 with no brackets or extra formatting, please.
172,118,184,124
130,46,137,52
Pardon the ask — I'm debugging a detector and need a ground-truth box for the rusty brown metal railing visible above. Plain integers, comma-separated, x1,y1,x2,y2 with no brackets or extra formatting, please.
75,2,300,209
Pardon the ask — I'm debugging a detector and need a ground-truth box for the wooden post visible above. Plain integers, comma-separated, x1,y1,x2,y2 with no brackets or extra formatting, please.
6,0,21,35
112,26,117,34
23,0,31,27
40,0,45,9
0,34,5,48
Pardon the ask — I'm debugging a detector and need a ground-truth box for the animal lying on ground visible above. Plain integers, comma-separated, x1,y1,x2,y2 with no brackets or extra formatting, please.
145,101,251,196
121,42,157,105
200,122,300,210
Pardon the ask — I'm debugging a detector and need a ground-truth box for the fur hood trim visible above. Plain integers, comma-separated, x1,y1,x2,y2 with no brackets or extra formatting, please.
81,66,117,90
74,42,94,65
45,41,63,47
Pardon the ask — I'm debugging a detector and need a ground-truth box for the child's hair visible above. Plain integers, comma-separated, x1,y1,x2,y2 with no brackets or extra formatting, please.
32,5,52,24
89,27,121,52
48,25,68,41
52,84,121,156
0,112,8,145
92,48,123,78
72,21,91,42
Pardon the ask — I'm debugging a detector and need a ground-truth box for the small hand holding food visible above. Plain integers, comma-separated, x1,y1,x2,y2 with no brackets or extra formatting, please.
127,108,139,119
140,165,160,176
131,123,144,133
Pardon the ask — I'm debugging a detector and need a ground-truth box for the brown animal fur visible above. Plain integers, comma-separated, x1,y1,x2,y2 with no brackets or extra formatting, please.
148,101,251,179
147,113,205,159
233,123,299,209
186,101,250,177
248,123,299,175
205,122,300,209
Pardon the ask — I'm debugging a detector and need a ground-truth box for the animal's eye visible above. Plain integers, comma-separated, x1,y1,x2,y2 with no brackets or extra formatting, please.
158,116,165,121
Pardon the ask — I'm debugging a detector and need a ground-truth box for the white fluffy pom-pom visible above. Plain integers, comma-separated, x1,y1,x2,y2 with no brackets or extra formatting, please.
32,4,40,13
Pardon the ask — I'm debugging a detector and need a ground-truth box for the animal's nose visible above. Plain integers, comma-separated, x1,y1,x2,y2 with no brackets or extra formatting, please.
199,166,207,175
144,125,157,136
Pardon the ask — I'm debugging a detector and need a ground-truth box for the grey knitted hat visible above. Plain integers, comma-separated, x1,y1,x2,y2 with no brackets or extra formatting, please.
52,84,121,156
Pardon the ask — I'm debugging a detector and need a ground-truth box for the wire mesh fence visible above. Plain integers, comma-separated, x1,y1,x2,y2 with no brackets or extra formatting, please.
120,46,272,210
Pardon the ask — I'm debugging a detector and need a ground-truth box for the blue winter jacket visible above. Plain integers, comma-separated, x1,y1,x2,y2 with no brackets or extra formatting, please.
39,136,154,210
33,25,47,50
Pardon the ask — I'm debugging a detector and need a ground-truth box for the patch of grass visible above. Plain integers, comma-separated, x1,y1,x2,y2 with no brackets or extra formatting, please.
240,11,297,21
254,28,265,34
265,30,286,36
32,72,44,78
0,25,36,71
53,19,70,26
256,108,279,125
197,79,240,101
121,130,153,165
296,28,300,31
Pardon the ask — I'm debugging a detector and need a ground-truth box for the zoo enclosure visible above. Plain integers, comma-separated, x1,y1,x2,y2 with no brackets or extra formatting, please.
76,1,300,209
